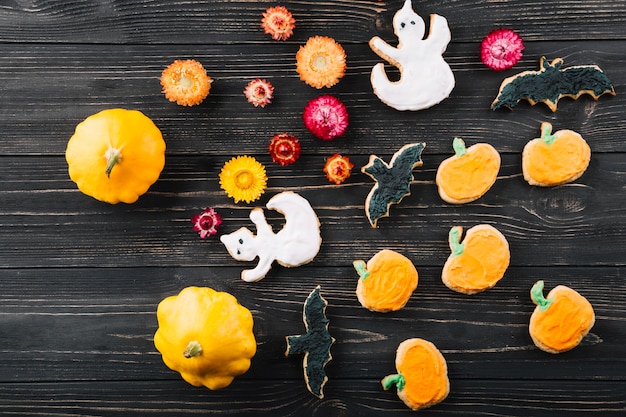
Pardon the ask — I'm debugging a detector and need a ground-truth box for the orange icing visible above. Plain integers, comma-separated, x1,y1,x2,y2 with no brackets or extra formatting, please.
530,285,595,353
354,250,418,312
383,338,449,410
523,122,591,186
436,140,500,203
443,225,510,294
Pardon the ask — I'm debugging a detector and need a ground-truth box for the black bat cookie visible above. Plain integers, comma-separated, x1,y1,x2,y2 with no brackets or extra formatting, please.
285,286,335,399
491,56,615,112
362,143,426,228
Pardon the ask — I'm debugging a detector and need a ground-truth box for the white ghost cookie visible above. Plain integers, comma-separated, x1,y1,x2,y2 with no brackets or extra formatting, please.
220,191,322,282
369,0,455,111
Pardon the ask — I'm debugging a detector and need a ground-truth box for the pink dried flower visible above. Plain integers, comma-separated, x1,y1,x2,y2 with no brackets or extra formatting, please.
244,78,274,107
191,208,222,239
302,95,349,141
480,28,524,71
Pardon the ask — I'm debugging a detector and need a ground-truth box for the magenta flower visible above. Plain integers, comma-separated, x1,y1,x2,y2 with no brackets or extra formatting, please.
191,208,222,239
302,95,349,141
480,28,524,71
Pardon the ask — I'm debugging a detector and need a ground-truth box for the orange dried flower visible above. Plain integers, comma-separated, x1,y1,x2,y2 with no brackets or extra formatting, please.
324,153,354,185
296,36,347,89
161,59,212,106
261,6,296,41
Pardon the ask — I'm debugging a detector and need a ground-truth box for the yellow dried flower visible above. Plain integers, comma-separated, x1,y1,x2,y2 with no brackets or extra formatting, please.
219,156,267,203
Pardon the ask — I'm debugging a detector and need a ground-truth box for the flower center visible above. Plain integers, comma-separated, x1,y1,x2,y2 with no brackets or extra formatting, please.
313,54,328,70
490,40,510,59
179,75,193,88
199,214,214,229
234,169,254,189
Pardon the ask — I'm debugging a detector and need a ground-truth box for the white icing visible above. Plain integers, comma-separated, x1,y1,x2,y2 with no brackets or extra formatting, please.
220,191,322,282
369,0,455,111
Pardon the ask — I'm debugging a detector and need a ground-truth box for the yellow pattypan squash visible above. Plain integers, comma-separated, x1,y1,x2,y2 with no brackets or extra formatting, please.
154,286,257,390
65,108,166,204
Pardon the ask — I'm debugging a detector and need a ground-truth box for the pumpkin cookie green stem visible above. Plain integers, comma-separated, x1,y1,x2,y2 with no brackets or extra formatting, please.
452,137,467,157
449,227,465,257
531,280,553,311
353,260,370,280
183,340,203,358
540,122,557,146
382,373,406,391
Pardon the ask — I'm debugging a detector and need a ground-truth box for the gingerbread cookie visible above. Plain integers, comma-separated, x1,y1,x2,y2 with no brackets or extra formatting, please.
436,138,500,204
529,280,595,354
353,249,418,312
522,122,591,186
369,0,454,111
492,56,615,112
285,286,335,398
220,191,322,282
442,225,510,294
382,338,450,411
362,143,425,228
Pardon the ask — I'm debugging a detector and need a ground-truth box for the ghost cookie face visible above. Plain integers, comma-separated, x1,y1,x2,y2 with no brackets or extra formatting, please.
220,191,322,282
369,0,454,111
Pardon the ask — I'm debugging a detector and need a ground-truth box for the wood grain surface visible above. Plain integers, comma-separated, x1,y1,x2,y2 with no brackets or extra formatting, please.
0,1,624,416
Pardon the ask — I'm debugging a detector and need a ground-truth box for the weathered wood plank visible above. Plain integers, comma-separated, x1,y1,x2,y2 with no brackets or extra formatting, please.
0,379,624,416
1,154,624,268
0,266,623,383
0,0,625,44
0,42,623,156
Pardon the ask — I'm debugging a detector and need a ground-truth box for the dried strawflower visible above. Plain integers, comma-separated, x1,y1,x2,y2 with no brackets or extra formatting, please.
480,28,524,71
303,95,349,140
261,5,296,41
244,78,274,108
324,154,354,185
160,59,212,106
219,156,267,203
268,133,301,166
296,36,347,89
191,208,222,238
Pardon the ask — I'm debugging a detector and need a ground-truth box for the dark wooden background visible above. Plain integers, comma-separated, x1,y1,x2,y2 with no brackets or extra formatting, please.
1,0,625,415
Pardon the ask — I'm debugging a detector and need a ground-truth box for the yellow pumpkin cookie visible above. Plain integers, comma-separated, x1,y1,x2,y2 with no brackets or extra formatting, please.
382,338,450,411
522,122,591,186
436,138,501,204
353,249,418,312
529,280,595,354
442,225,510,294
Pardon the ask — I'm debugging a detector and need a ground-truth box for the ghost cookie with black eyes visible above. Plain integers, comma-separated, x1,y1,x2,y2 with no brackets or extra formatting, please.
220,191,322,282
369,0,454,111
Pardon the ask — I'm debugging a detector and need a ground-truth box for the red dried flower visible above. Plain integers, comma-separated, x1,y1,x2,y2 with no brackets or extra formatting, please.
191,208,222,239
244,78,274,108
324,153,354,185
261,6,296,41
303,95,349,141
268,133,301,166
480,28,524,71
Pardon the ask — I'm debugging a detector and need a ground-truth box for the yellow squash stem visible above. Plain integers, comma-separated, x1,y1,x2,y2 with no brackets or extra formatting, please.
104,146,123,178
183,341,203,358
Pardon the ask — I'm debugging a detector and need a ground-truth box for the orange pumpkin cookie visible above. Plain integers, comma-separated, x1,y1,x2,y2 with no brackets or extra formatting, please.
353,249,418,312
529,280,595,354
382,338,450,411
442,225,510,294
436,138,501,204
522,122,591,186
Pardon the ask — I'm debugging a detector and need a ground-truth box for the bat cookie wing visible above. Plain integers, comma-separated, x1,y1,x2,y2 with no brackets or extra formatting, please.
491,56,615,112
285,286,335,398
362,143,426,228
